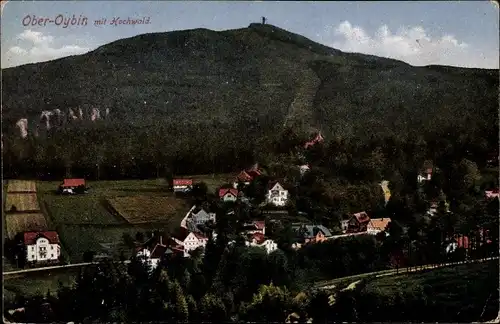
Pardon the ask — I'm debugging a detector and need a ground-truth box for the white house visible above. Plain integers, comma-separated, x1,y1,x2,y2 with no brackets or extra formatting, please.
24,231,61,264
176,232,208,257
189,208,216,226
417,168,433,183
219,188,238,202
266,182,288,207
340,220,350,233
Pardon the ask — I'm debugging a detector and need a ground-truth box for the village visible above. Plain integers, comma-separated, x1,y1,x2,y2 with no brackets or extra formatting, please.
5,132,498,272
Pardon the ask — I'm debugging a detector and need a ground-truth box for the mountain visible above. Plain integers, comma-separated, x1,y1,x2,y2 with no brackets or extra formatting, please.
2,23,498,139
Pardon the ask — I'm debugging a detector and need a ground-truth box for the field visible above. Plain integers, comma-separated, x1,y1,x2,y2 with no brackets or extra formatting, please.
107,195,187,224
37,178,214,263
7,180,37,193
43,196,125,225
4,193,40,212
356,260,499,322
57,224,161,262
5,213,48,240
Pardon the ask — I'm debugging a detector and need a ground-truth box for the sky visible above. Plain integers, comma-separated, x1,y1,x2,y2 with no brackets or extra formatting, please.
1,1,499,69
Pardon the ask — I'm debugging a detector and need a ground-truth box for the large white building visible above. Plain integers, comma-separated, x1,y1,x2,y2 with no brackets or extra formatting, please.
266,182,289,207
24,231,61,264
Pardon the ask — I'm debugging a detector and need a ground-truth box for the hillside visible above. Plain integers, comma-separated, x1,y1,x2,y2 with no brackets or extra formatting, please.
2,23,498,139
349,259,499,322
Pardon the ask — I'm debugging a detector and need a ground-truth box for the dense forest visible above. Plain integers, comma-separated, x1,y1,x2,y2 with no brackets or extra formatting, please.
6,202,499,323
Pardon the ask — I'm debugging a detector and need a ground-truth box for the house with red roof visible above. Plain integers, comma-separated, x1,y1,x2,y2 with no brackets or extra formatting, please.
347,212,371,233
233,170,254,188
136,235,184,269
173,179,193,193
173,229,208,257
245,232,278,254
59,178,86,194
366,218,392,235
23,231,61,265
242,220,266,235
219,188,238,202
232,164,264,189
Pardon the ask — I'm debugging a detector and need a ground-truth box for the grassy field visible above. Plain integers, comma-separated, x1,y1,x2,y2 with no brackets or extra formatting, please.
37,176,229,262
356,260,499,322
5,213,48,240
5,193,40,212
107,195,187,224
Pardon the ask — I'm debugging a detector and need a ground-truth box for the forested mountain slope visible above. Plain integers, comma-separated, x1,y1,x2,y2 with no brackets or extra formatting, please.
2,23,498,139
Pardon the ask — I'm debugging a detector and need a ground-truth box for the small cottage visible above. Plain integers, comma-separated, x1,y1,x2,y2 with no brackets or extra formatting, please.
366,218,392,235
137,235,184,269
59,178,86,194
219,188,238,202
347,212,371,233
233,171,254,188
417,168,433,183
245,233,278,254
173,179,193,193
294,224,333,244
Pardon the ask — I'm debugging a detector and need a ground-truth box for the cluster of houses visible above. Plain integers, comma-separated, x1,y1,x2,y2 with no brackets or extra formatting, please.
14,136,498,270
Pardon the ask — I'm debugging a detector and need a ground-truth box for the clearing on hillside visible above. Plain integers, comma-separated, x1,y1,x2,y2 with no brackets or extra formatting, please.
107,195,187,224
7,180,37,193
5,213,48,240
5,193,40,212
